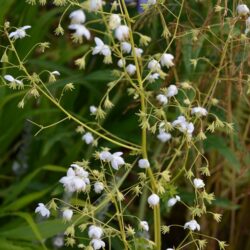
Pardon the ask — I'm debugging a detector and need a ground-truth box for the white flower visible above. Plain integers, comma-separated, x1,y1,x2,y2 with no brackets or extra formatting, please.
140,221,149,231
115,25,129,41
148,59,161,72
92,37,111,56
94,182,104,194
109,14,121,30
138,159,150,168
147,73,160,83
157,131,171,142
53,236,64,248
51,70,60,76
156,94,168,105
9,25,31,39
148,193,160,207
117,58,126,68
184,219,200,231
90,239,105,250
89,0,103,12
69,9,86,24
63,209,73,221
237,4,249,16
172,116,194,136
167,195,180,207
191,107,208,117
35,203,50,218
193,178,205,189
133,48,143,58
88,225,103,239
121,42,132,54
90,105,97,114
59,166,89,193
147,0,156,5
82,132,94,144
126,64,136,75
110,152,125,170
4,75,23,88
99,151,112,161
166,85,178,97
68,24,91,40
160,53,174,68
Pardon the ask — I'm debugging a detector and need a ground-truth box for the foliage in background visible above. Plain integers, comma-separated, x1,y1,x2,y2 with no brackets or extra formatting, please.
0,0,250,250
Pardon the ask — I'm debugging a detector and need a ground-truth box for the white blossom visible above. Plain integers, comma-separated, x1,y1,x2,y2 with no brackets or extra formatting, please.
90,105,97,114
63,209,73,221
82,132,94,144
184,219,200,231
92,37,111,56
110,152,125,170
133,48,143,58
191,107,208,117
89,0,103,12
166,84,178,97
126,64,136,75
53,236,64,248
148,59,161,72
99,151,112,161
237,4,249,16
172,116,194,136
138,159,150,169
69,9,86,24
148,193,160,207
94,182,104,194
157,131,171,142
90,239,105,250
4,75,23,88
117,58,126,68
109,14,121,30
147,73,160,83
167,195,180,207
156,94,168,105
193,178,205,189
115,25,129,41
140,221,149,231
35,203,50,218
121,42,132,54
160,53,174,68
51,70,60,76
9,25,31,39
88,225,103,239
68,24,91,40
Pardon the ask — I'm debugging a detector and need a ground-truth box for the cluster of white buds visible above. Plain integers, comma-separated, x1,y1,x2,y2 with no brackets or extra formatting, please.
156,84,178,105
88,225,105,250
59,164,90,193
99,150,125,170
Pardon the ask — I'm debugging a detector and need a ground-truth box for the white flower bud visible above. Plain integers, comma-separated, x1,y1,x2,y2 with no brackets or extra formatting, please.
133,48,143,58
90,239,105,250
160,53,174,68
237,4,249,16
69,9,86,24
94,182,104,194
184,219,200,231
63,209,73,221
193,178,205,189
109,14,121,30
89,0,103,12
148,59,161,72
138,159,150,168
126,64,136,75
117,58,126,68
166,85,178,97
167,195,180,207
99,151,112,161
147,193,160,207
82,132,94,144
115,25,129,41
191,107,208,117
121,42,132,54
88,225,103,239
90,105,97,114
140,221,149,231
156,94,168,105
157,132,171,142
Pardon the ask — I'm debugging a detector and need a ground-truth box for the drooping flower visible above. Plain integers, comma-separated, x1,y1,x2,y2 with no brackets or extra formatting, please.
69,9,86,24
109,152,125,170
140,221,149,231
94,182,104,194
126,64,136,75
147,73,160,83
92,37,111,56
156,94,168,105
68,24,91,41
133,48,143,58
172,116,194,136
88,225,103,239
237,4,249,16
167,195,181,207
115,25,129,41
109,14,121,30
148,59,161,72
63,209,73,221
89,0,103,12
166,84,178,97
35,203,50,218
90,105,97,114
117,58,126,68
193,178,205,189
9,25,31,39
191,107,208,117
82,132,94,144
160,53,174,68
184,219,200,231
99,151,112,161
121,42,132,54
4,75,23,89
157,131,171,142
138,158,150,168
90,239,105,250
147,193,160,207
